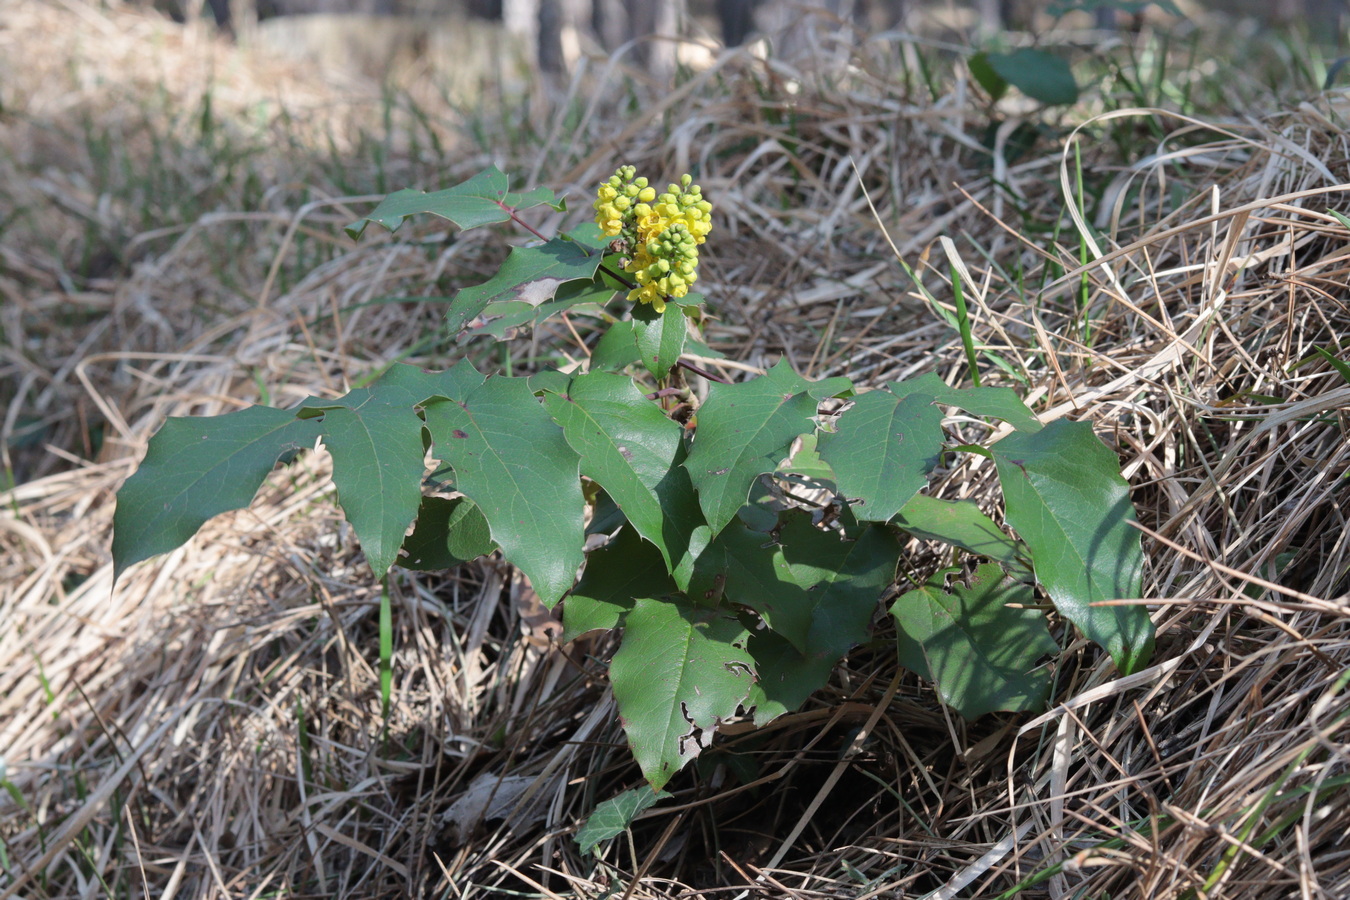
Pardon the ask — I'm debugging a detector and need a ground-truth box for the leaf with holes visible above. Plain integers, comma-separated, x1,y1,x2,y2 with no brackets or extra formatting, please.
991,418,1152,674
423,376,585,606
345,165,563,238
891,563,1058,719
610,596,755,791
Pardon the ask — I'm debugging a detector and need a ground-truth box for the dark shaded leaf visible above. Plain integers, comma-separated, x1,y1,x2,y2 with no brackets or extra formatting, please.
891,563,1058,719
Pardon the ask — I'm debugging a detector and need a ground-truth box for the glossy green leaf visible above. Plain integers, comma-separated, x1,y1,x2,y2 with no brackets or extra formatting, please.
892,494,1024,569
684,363,819,536
983,49,1079,106
991,419,1153,674
888,373,1042,433
297,364,441,573
631,301,687,381
112,406,324,578
562,526,674,642
542,372,703,571
398,496,495,570
743,629,838,726
423,376,585,607
817,388,945,523
610,597,755,791
575,785,670,855
345,166,563,238
891,564,1058,719
591,320,642,371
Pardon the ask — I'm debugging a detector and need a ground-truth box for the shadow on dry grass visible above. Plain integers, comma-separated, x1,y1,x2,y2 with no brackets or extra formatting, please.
1,2,1348,898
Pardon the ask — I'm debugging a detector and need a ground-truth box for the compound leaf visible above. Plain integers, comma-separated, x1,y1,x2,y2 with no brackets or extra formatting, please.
817,388,945,522
610,596,755,791
113,406,323,578
684,363,819,536
542,372,702,571
423,376,584,607
891,563,1058,719
345,166,563,238
991,418,1153,674
575,785,670,856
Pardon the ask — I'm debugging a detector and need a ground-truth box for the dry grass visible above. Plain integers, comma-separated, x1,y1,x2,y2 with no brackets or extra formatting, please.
2,2,1349,898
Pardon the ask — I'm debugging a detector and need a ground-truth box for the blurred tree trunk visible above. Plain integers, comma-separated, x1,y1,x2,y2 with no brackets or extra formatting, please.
717,0,756,45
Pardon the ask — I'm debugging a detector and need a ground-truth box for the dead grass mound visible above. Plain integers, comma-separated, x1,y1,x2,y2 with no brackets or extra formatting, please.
2,3,1348,898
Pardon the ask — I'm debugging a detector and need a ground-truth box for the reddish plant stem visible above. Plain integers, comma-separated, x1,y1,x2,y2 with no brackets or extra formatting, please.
505,206,635,289
676,358,730,384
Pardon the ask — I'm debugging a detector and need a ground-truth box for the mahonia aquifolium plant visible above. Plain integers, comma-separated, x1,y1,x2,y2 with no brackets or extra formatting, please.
112,166,1153,845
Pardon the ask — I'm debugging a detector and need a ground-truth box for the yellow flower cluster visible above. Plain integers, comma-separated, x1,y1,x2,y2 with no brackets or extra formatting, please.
594,167,712,313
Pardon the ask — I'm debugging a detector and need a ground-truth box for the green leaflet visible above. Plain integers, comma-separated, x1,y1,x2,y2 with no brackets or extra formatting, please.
688,511,897,658
631,301,687,381
892,493,1024,569
888,372,1043,433
991,419,1153,674
112,406,323,579
610,596,754,791
345,165,563,238
683,360,820,537
891,563,1059,719
541,372,703,572
562,526,674,642
817,388,945,523
423,376,585,607
743,628,839,726
398,496,495,571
